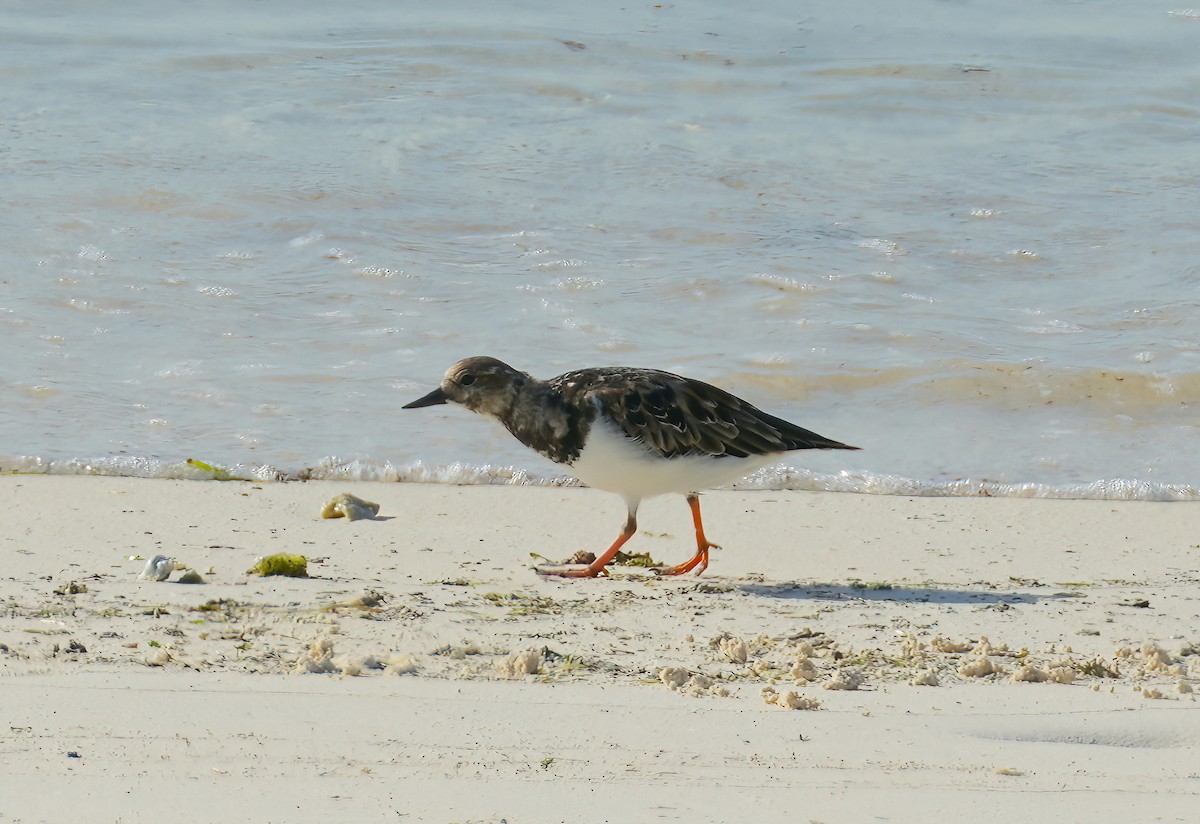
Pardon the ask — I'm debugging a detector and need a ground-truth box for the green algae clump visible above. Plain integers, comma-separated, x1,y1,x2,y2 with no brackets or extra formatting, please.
185,458,246,481
613,550,660,568
247,553,309,578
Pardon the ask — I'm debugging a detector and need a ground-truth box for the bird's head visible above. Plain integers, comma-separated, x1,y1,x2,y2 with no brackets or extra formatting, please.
402,356,531,417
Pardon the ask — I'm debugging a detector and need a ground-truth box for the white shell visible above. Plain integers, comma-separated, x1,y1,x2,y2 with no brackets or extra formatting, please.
138,554,177,582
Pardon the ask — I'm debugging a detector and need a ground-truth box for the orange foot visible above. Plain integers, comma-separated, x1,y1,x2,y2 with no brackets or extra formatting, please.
533,513,638,579
655,541,719,576
656,494,720,576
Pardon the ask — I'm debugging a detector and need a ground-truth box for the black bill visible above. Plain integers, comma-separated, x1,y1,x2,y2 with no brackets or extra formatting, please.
402,387,449,409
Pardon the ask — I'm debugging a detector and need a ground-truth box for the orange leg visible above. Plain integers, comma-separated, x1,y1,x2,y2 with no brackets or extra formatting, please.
536,512,638,578
657,493,720,576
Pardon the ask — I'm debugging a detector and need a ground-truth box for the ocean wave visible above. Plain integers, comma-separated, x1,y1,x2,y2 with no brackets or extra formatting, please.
732,466,1200,501
4,455,1198,502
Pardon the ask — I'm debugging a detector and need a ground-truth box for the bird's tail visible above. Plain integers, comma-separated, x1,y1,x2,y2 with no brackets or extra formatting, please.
762,411,860,451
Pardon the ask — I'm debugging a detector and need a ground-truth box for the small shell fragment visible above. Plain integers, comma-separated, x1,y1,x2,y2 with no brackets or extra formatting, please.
139,555,178,582
385,655,419,676
910,669,940,687
660,667,731,698
823,668,864,691
294,637,337,674
791,657,818,683
1011,665,1049,683
1048,667,1076,684
321,493,381,521
144,648,172,666
959,655,1004,678
497,648,543,679
718,636,749,664
761,686,820,710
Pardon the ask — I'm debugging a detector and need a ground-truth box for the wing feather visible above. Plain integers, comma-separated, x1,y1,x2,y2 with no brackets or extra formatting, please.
551,368,858,460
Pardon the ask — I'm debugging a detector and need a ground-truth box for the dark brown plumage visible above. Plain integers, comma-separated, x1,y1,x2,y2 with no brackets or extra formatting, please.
549,366,856,460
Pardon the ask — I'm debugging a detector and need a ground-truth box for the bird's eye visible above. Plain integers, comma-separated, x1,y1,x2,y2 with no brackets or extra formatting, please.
460,374,476,386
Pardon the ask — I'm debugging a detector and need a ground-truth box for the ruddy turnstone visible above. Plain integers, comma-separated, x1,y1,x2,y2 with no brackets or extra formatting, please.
404,357,858,578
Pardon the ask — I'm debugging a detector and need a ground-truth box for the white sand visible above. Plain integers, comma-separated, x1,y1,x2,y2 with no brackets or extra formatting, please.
3,476,1199,821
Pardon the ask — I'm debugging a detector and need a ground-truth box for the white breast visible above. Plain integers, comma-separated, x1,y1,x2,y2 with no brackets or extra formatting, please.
568,415,777,505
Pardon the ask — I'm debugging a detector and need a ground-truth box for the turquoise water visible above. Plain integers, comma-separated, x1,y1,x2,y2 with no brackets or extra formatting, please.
4,1,1200,498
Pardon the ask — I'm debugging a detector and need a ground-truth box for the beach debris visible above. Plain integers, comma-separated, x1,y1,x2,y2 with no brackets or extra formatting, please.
497,647,543,678
612,550,660,568
760,686,820,710
849,579,893,591
718,636,749,664
958,656,1004,678
1178,680,1193,695
660,667,731,698
385,654,419,676
791,657,818,683
910,669,940,687
658,667,689,691
931,636,973,654
897,633,926,661
823,668,864,691
1011,665,1049,683
320,493,380,521
690,581,735,594
294,637,337,674
331,653,388,677
139,555,178,581
177,569,205,584
320,591,386,612
1075,658,1120,678
291,636,407,677
972,636,1008,656
483,591,562,616
193,598,237,615
143,647,172,667
1048,667,1076,684
433,642,482,659
53,581,88,596
995,768,1025,777
793,640,816,657
247,553,309,577
185,458,245,481
1129,642,1175,672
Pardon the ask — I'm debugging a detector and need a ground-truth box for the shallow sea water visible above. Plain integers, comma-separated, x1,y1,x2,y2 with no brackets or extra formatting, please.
3,1,1200,498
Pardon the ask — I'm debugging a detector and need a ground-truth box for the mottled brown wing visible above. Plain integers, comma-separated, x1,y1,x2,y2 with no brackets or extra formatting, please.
553,368,858,459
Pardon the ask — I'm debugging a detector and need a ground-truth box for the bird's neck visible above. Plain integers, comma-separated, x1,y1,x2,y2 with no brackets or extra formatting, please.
491,380,590,465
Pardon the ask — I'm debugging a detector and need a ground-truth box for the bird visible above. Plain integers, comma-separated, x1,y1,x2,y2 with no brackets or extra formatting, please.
403,356,858,578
